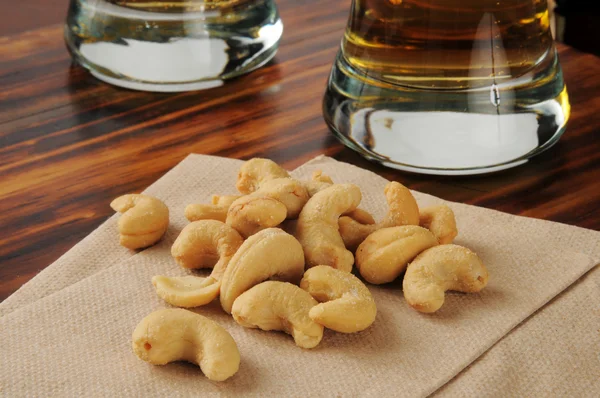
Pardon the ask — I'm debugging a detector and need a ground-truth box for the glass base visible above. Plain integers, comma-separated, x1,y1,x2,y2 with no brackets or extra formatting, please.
323,51,570,175
64,0,282,92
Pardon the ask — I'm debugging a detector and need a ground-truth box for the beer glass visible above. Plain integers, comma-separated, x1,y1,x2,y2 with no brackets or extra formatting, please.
65,0,282,92
323,0,570,174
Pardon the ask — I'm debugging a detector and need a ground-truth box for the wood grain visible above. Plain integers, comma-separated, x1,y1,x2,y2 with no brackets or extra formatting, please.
1,0,599,302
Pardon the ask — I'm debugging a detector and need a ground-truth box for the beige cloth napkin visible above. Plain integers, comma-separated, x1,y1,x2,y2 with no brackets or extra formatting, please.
0,155,598,397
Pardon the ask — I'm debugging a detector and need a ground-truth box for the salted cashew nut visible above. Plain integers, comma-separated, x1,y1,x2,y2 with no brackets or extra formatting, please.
185,195,241,222
345,208,375,225
300,266,377,333
226,178,310,237
247,179,309,218
155,221,243,307
303,170,334,196
236,158,290,194
171,220,243,272
193,169,326,224
188,166,369,238
225,195,288,237
232,281,324,349
220,228,305,313
185,158,290,227
110,194,169,250
296,184,362,272
215,195,244,206
403,244,489,313
311,170,333,184
338,181,420,251
355,226,439,284
419,205,458,244
304,171,375,224
132,309,240,381
152,275,222,308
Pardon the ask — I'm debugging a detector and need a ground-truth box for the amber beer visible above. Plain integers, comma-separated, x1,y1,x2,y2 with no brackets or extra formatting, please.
323,0,569,173
342,0,555,89
108,0,251,11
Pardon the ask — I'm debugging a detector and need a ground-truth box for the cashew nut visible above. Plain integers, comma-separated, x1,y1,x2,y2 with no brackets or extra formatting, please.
236,158,290,194
152,275,222,308
300,266,377,333
157,221,243,307
190,166,370,239
185,195,241,222
355,226,439,284
220,228,305,313
403,244,489,313
225,195,288,237
296,184,363,272
226,178,310,237
132,309,240,381
110,194,169,250
171,220,243,273
215,195,244,206
311,170,333,184
303,172,375,224
419,205,458,244
344,208,376,225
303,170,334,196
338,182,420,251
302,172,375,224
232,281,324,349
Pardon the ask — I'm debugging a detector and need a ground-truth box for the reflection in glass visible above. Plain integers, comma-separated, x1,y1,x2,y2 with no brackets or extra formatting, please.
65,0,282,92
323,0,570,174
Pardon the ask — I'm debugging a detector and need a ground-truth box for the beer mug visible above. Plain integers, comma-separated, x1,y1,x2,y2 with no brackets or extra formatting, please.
323,0,570,174
65,0,283,92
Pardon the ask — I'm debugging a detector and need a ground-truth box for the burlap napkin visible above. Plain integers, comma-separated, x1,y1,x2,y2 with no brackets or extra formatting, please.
0,155,598,397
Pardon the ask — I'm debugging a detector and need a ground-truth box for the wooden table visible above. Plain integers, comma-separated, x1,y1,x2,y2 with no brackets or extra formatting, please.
1,0,599,302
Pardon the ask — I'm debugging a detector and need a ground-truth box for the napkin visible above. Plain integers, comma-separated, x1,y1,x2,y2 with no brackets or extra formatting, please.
0,155,598,397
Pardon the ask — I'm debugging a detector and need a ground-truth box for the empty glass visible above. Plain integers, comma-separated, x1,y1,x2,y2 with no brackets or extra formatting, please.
65,0,283,92
323,0,570,175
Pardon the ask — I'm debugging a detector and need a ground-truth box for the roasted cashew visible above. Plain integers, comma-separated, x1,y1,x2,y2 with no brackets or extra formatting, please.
226,178,310,237
132,309,240,381
110,194,169,250
220,228,305,313
311,170,333,184
303,172,375,224
157,221,243,307
300,266,377,333
236,158,290,194
296,184,363,272
403,244,489,313
185,195,241,222
232,281,324,349
171,220,243,273
419,205,458,244
344,208,376,225
355,226,438,284
225,195,288,237
303,170,334,196
338,181,420,251
152,275,222,308
256,179,311,218
214,195,244,206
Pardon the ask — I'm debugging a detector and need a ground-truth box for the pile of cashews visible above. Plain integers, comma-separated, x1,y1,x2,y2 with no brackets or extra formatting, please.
112,158,489,381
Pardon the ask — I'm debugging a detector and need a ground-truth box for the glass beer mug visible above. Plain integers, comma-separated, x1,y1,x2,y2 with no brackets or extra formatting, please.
323,0,570,174
65,0,282,92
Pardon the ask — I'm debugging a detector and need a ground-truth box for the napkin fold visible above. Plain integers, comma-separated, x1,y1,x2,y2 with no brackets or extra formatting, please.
1,155,598,397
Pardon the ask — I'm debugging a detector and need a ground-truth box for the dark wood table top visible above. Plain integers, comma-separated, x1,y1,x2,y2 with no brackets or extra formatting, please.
1,0,599,302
